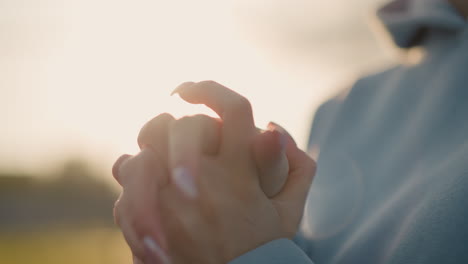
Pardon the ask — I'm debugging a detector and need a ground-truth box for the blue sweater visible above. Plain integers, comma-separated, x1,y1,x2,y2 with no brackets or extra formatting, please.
231,0,468,263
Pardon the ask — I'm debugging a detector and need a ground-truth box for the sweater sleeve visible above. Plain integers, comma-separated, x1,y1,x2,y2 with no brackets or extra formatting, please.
228,239,315,264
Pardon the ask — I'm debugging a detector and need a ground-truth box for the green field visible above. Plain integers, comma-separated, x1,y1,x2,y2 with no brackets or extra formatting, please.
0,227,132,264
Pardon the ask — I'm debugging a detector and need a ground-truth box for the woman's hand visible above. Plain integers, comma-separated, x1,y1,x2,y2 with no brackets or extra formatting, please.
113,81,316,263
113,86,290,263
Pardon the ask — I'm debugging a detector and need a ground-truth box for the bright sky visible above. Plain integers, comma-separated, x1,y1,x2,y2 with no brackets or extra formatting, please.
1,0,391,176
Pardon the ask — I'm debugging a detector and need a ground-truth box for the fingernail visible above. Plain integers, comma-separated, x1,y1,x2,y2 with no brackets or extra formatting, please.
268,130,287,151
268,121,296,146
267,121,286,133
172,166,197,198
143,236,170,264
170,81,195,96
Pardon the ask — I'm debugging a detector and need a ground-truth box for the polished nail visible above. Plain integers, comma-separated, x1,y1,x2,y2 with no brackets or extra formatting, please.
172,166,197,198
268,121,296,146
267,121,286,133
170,81,195,96
143,236,170,264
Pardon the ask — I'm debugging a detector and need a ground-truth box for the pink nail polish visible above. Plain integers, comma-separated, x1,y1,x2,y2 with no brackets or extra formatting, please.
172,166,198,198
267,121,286,133
143,236,171,264
268,121,296,146
170,81,195,96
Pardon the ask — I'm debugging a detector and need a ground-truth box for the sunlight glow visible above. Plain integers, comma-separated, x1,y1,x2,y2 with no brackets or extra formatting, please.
1,0,389,176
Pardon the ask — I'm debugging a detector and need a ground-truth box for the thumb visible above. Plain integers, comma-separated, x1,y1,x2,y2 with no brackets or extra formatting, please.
272,136,317,237
253,129,289,197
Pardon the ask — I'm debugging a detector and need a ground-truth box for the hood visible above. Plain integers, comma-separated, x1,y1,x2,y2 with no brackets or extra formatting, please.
377,0,466,48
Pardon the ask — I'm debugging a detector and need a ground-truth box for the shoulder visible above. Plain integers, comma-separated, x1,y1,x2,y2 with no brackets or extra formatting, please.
307,66,401,149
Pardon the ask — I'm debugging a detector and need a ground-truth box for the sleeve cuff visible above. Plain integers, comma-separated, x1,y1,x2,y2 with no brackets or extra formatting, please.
228,238,314,264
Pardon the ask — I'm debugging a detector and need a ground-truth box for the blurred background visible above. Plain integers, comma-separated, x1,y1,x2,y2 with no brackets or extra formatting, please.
1,0,394,262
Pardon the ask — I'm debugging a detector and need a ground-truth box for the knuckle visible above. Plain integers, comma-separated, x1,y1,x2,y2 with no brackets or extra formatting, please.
199,80,220,87
155,112,175,122
191,114,211,123
136,135,146,149
234,95,251,109
112,154,131,184
192,114,218,132
117,150,155,182
137,113,173,147
138,149,158,169
117,156,134,179
229,96,252,116
177,115,194,123
139,147,153,160
171,114,213,132
171,116,193,131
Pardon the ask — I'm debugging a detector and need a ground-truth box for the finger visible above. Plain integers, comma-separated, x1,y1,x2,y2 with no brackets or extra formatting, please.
143,236,171,264
274,141,316,204
138,113,175,165
172,81,256,154
133,255,144,264
272,137,317,235
118,148,170,259
168,115,221,198
122,227,169,264
115,197,150,261
178,114,221,156
112,154,132,186
253,130,289,197
267,121,296,146
117,215,146,259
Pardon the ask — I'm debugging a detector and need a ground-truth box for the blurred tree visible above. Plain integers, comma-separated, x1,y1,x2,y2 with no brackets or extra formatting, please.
0,158,118,231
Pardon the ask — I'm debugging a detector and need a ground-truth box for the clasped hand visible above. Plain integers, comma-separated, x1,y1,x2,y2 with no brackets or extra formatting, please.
112,81,316,264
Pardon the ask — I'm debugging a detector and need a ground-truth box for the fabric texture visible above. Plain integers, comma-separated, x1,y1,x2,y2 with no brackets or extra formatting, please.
229,239,314,264
230,0,468,263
